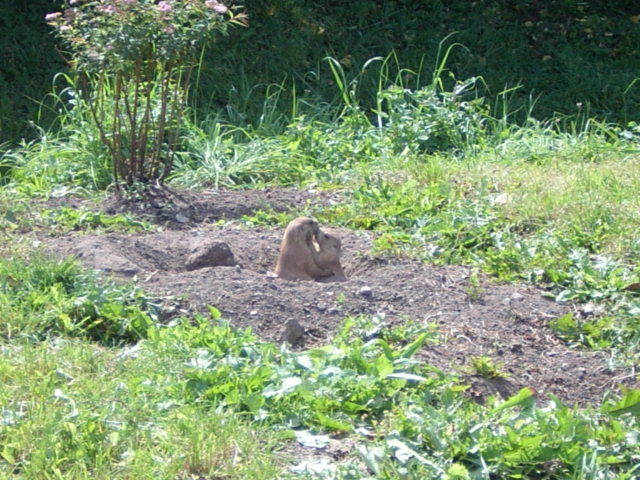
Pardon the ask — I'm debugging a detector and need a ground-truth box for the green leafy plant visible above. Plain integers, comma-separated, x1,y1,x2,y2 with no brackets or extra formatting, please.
43,206,152,233
375,78,488,155
465,268,484,302
0,255,159,343
46,0,246,187
181,312,439,430
469,355,509,379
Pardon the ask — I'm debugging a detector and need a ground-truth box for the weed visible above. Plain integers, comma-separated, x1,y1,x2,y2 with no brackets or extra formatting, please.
469,355,509,379
465,268,484,302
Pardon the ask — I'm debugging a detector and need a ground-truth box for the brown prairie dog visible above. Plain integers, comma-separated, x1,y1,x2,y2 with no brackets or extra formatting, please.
313,228,347,282
275,217,334,281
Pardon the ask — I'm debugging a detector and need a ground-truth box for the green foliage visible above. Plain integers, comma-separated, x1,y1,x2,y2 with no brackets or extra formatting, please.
180,312,439,429
356,390,639,479
193,0,640,131
0,255,158,343
43,206,152,234
46,0,245,72
0,128,112,194
0,336,283,479
375,78,488,155
1,273,639,479
98,313,640,478
469,356,509,380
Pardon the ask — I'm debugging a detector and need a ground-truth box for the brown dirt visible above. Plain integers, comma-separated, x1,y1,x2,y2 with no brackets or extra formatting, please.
43,186,639,407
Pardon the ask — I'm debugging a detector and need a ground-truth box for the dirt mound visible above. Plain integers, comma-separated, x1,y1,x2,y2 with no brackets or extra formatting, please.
43,187,638,405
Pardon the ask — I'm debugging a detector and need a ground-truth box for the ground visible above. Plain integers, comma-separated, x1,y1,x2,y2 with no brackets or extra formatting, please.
43,186,639,407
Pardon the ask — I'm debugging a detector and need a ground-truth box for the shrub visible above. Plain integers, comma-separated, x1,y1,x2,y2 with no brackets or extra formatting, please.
46,0,247,188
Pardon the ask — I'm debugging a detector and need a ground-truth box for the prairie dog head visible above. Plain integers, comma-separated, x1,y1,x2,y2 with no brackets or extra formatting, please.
313,228,346,282
315,228,341,256
284,216,320,243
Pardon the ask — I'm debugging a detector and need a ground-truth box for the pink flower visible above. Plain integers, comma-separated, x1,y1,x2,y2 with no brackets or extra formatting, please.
45,12,62,22
157,1,172,12
205,0,227,14
60,25,71,32
97,4,118,14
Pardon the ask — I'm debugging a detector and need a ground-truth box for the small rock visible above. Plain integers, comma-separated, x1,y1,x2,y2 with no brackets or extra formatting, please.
175,213,190,224
281,319,305,346
185,242,236,271
358,286,373,297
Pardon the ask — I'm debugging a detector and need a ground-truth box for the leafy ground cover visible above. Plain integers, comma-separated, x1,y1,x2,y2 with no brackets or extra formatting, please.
1,248,639,478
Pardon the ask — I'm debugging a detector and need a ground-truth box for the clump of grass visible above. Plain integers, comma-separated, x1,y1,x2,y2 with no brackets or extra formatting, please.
0,255,158,344
469,355,509,379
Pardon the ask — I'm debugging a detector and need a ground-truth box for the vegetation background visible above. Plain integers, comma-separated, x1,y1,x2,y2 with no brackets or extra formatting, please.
2,1,640,478
2,0,640,145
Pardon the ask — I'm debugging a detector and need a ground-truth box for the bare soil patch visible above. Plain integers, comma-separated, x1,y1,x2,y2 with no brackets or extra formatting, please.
43,186,638,406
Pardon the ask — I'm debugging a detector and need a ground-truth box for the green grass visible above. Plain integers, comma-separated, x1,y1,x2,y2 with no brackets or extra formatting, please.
0,255,157,344
1,282,639,479
0,333,284,479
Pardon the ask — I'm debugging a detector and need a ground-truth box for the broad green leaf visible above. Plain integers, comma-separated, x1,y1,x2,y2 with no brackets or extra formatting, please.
491,387,536,413
400,332,430,358
374,353,394,378
207,305,222,320
315,412,351,431
4,210,17,224
244,393,265,413
602,388,640,418
294,430,330,448
386,372,427,382
263,376,302,398
295,354,313,370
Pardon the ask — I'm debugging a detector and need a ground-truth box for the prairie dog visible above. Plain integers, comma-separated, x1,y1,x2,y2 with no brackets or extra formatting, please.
275,217,333,281
313,228,347,282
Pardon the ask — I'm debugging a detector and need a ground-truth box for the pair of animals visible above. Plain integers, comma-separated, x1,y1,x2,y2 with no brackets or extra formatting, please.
274,217,346,282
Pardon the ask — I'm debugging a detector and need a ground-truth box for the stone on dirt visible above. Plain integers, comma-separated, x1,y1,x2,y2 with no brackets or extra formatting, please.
185,241,236,271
